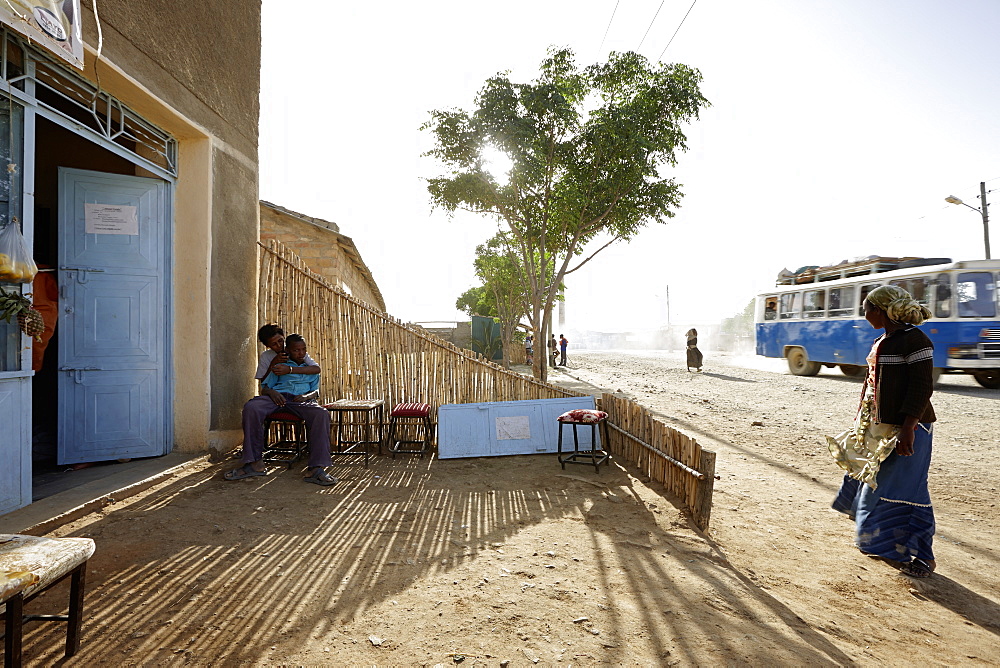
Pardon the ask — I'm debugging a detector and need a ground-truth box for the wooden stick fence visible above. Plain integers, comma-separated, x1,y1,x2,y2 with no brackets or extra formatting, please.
258,240,580,409
258,240,716,529
599,393,716,530
508,344,527,366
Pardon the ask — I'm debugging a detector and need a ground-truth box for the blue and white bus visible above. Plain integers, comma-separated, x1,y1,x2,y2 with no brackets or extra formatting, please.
755,257,1000,388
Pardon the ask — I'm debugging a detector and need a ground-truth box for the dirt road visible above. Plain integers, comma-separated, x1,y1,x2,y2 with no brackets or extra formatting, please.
21,350,1000,666
565,349,1000,664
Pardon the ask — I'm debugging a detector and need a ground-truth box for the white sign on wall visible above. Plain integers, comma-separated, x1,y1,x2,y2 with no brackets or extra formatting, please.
85,203,139,235
0,0,83,69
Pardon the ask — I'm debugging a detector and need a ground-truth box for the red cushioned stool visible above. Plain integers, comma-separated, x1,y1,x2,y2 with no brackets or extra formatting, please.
556,409,611,474
387,402,433,458
263,410,308,468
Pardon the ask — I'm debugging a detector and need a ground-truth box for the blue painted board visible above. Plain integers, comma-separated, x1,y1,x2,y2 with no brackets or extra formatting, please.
438,396,598,459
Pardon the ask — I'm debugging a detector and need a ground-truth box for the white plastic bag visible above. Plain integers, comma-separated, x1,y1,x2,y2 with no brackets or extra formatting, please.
0,220,37,284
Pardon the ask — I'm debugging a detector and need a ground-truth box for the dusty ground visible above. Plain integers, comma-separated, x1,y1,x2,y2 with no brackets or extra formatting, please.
16,350,1000,666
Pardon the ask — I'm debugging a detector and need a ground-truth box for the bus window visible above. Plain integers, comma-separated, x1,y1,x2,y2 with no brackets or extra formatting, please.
957,272,996,317
779,292,800,319
858,283,880,316
910,277,930,306
828,286,854,317
803,289,825,317
891,277,931,307
934,274,952,318
763,296,778,321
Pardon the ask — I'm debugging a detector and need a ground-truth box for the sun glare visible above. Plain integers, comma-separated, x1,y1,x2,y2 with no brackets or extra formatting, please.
483,145,513,185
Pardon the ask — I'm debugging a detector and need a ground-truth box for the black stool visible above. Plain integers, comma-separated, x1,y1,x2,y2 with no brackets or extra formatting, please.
262,411,308,467
557,410,610,473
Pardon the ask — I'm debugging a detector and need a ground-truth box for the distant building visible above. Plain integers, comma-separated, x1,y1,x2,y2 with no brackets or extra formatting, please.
259,201,385,311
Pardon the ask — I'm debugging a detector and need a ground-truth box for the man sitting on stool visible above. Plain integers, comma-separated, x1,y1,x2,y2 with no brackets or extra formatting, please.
227,334,337,485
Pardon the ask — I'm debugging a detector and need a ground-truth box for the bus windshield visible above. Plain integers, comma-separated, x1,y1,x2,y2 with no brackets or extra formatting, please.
957,272,996,317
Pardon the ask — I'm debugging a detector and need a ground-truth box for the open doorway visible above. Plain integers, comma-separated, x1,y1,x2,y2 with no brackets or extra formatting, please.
31,116,152,494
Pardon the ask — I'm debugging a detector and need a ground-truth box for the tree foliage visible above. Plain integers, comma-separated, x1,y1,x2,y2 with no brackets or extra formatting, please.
424,47,709,379
474,234,541,367
455,286,495,318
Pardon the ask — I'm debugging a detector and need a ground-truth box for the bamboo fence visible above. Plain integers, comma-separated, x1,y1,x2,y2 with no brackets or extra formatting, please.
258,240,715,529
508,344,527,366
598,393,716,530
258,240,580,409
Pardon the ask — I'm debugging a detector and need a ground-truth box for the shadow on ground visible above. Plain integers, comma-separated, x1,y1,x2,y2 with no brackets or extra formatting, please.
16,453,859,665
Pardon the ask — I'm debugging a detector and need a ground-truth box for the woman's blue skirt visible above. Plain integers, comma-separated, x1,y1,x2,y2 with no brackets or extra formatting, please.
832,424,935,562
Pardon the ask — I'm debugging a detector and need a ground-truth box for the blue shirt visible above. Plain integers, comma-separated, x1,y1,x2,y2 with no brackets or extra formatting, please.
262,360,319,396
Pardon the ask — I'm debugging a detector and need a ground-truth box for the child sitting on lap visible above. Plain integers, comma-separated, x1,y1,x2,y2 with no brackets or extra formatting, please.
227,333,336,486
254,323,319,383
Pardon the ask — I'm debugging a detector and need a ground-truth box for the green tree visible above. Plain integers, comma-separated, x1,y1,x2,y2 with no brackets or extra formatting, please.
473,234,535,368
423,47,709,380
455,285,495,318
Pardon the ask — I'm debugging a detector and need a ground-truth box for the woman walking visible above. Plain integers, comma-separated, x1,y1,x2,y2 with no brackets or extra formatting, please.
829,285,937,578
685,328,703,372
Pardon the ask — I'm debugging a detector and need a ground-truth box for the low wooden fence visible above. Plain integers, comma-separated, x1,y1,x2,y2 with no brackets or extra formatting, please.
599,394,716,530
258,240,715,529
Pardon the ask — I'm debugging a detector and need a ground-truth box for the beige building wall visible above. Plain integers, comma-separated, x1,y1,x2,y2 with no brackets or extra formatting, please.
260,202,386,312
75,1,262,453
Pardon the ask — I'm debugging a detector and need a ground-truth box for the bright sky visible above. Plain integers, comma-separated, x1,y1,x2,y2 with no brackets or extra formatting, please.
259,0,1000,334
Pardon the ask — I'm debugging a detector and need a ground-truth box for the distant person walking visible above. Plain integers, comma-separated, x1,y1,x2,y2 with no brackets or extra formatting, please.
524,334,533,365
558,334,569,366
547,334,558,367
686,328,703,372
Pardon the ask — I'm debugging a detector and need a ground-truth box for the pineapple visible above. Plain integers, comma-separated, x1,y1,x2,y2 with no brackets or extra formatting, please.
0,288,43,341
17,307,44,339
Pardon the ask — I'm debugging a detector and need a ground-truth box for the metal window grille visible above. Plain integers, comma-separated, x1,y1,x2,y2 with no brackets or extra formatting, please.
0,30,177,176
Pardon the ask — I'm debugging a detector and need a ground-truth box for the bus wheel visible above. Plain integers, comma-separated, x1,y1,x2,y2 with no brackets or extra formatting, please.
787,348,820,376
839,364,866,377
973,370,1000,389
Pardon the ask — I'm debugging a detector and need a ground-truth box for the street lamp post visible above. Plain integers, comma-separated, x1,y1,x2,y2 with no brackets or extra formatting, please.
945,181,991,259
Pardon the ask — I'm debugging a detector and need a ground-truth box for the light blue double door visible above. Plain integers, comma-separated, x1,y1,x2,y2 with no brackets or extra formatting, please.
57,168,171,464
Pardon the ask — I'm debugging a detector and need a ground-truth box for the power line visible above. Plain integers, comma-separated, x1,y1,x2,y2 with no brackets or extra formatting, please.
597,0,620,58
638,1,665,50
658,0,698,61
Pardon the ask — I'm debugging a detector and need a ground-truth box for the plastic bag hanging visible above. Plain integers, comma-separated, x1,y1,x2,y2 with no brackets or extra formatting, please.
0,218,37,284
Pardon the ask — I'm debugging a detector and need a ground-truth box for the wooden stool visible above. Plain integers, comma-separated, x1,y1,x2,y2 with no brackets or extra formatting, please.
1,534,96,668
387,402,433,458
263,411,308,467
556,409,610,473
324,399,384,466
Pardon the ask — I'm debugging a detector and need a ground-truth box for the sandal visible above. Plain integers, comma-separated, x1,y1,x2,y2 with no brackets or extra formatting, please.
304,468,338,486
224,463,267,481
899,558,934,579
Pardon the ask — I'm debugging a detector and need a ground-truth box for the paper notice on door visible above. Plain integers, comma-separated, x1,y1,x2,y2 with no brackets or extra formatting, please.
85,203,139,235
495,416,531,440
